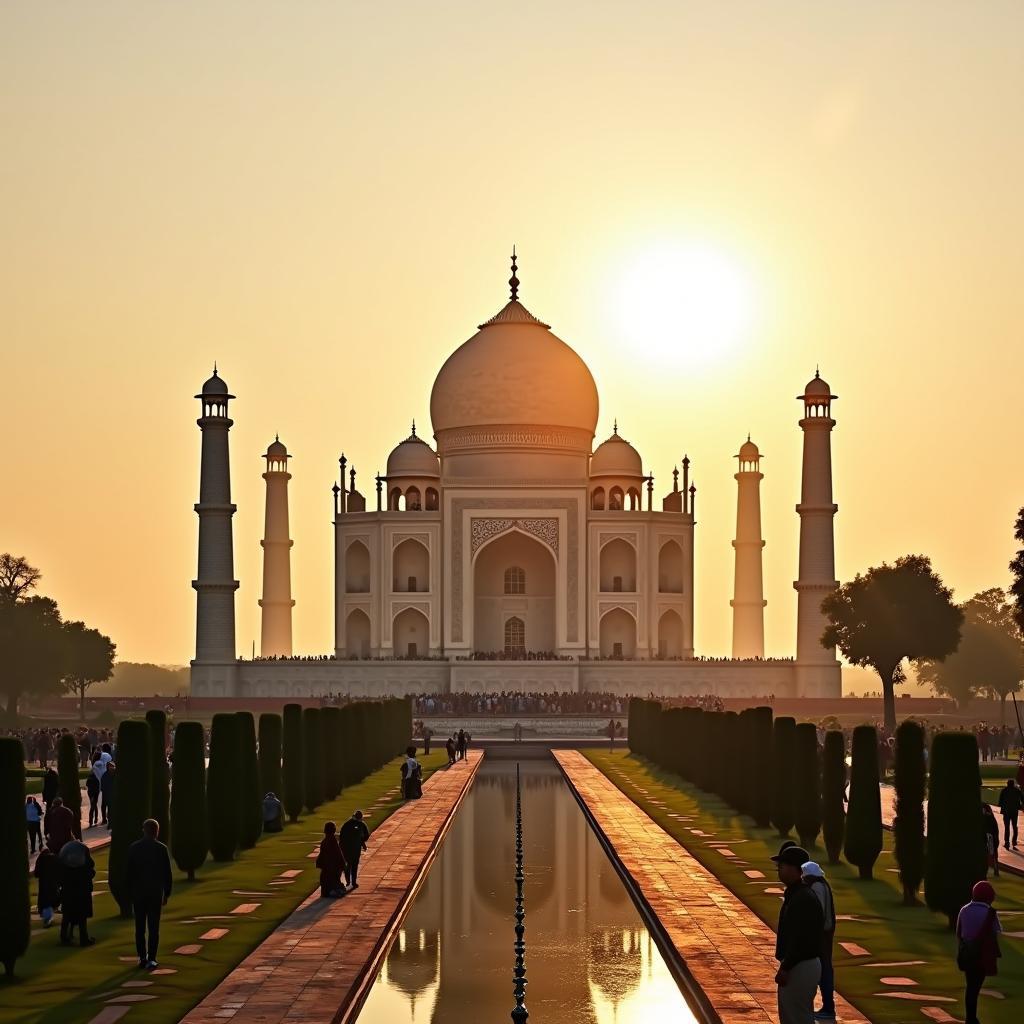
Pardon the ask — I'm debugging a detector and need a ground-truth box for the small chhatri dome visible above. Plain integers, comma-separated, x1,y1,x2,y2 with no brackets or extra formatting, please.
200,364,229,396
387,429,440,479
590,427,644,478
266,436,288,459
801,368,836,400
738,437,760,462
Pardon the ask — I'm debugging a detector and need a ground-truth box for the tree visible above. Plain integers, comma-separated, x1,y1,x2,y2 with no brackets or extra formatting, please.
282,703,304,822
303,707,323,814
925,732,987,927
822,555,963,730
62,620,116,720
57,733,82,839
770,717,796,836
821,731,846,865
844,725,882,880
751,706,774,827
322,706,344,800
108,720,152,915
237,712,262,849
1010,507,1024,636
893,720,926,905
145,709,170,846
917,589,1024,721
793,723,821,848
0,595,67,720
258,713,283,797
207,713,240,861
170,722,207,881
0,737,30,978
0,553,41,602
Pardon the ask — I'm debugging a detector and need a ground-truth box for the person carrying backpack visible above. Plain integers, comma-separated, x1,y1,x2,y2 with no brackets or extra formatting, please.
802,861,837,1021
955,881,1001,1024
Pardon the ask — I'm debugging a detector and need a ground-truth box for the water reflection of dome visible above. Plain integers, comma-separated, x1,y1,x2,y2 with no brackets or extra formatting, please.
587,928,644,1003
372,927,442,1024
386,927,440,997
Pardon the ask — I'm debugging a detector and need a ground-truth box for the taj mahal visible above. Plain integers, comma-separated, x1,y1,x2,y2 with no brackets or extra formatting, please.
190,256,841,700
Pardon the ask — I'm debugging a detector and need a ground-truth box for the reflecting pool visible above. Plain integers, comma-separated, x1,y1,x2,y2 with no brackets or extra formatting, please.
356,758,696,1023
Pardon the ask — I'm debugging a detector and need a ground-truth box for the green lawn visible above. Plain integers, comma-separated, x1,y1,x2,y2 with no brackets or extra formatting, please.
2,750,448,1024
585,750,1024,1024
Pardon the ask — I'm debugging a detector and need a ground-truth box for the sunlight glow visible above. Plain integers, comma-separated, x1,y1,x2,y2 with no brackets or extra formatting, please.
612,241,755,369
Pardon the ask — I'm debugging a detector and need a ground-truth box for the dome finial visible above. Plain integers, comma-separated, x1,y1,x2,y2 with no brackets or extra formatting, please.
411,419,416,438
815,365,820,379
509,246,519,302
275,432,279,443
613,418,618,435
213,361,218,376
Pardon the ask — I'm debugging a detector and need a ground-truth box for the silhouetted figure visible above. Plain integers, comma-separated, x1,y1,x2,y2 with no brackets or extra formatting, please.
997,779,1021,849
456,729,466,761
422,726,432,756
41,766,59,808
86,772,100,828
26,796,43,853
100,761,117,828
982,803,1000,877
339,810,370,889
262,791,284,833
445,736,456,766
45,797,76,854
125,818,173,969
316,822,347,897
33,847,60,927
58,840,96,947
771,844,823,1024
607,718,616,750
801,861,837,1021
956,881,1001,1024
402,746,423,799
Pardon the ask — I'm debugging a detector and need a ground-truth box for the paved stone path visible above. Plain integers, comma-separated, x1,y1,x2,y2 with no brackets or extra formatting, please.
177,751,483,1024
554,750,870,1024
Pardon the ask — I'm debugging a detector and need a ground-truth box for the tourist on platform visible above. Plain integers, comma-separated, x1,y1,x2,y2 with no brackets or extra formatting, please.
262,791,284,833
445,735,456,766
125,818,173,969
607,718,617,751
801,862,837,1021
422,725,433,756
402,746,423,799
456,729,467,761
41,766,59,808
340,810,370,889
956,881,1001,1024
316,821,347,898
997,779,1021,849
100,761,117,828
771,844,824,1024
45,796,76,854
34,846,60,927
513,722,523,744
982,803,1000,877
58,840,96,947
86,771,101,828
26,795,44,853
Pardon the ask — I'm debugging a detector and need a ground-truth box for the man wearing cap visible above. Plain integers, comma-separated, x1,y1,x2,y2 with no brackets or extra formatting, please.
802,861,837,1021
771,844,824,1024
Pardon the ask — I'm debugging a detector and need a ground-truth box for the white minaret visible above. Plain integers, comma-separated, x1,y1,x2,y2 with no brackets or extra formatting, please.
259,437,295,657
794,370,841,696
192,367,239,664
731,437,766,659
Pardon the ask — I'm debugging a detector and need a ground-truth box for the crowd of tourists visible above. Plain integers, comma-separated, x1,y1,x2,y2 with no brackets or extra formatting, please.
412,690,629,715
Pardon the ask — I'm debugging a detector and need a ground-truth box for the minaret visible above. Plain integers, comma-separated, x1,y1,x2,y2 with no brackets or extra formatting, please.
731,437,766,659
794,370,841,695
192,367,239,664
259,437,294,657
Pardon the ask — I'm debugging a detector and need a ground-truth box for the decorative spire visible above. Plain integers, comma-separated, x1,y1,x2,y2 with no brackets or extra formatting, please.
509,246,519,302
613,419,618,436
672,466,679,492
275,432,279,443
213,361,218,377
815,365,820,379
411,419,416,438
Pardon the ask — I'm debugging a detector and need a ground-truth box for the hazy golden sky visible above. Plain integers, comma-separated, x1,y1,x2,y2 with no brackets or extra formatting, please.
3,3,1022,668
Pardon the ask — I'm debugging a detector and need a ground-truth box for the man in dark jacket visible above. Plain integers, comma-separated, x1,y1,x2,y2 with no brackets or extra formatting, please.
125,818,173,969
339,810,370,889
771,844,824,1024
997,779,1021,850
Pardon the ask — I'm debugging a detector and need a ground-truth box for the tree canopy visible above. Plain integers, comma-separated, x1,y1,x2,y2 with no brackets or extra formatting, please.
821,554,962,730
1010,507,1024,637
62,620,117,719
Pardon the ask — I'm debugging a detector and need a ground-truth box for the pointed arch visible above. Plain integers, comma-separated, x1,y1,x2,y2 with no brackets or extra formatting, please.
346,608,371,657
345,540,371,593
393,606,429,658
599,607,636,659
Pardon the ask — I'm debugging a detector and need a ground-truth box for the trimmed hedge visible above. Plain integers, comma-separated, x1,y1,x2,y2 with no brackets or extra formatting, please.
751,706,774,827
146,709,170,847
925,731,987,927
0,737,30,977
258,712,283,798
170,721,207,880
844,725,882,880
821,730,846,865
57,733,82,839
108,720,152,915
770,717,796,837
282,703,304,822
303,707,323,814
207,713,240,861
322,706,343,800
237,712,262,849
793,723,821,849
893,719,926,905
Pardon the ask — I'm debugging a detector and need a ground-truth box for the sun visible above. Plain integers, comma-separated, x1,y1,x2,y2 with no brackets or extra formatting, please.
611,241,755,369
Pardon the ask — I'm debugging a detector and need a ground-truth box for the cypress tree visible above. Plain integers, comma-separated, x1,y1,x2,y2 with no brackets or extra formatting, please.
236,712,262,849
893,720,926,905
692,708,710,791
925,732,987,927
108,719,152,915
0,737,30,978
321,706,343,799
57,732,83,839
303,707,323,813
282,703,304,822
793,723,821,848
170,721,207,880
350,702,370,780
821,730,846,865
145,709,170,847
258,712,283,797
207,713,240,861
844,724,883,880
751,706,774,827
339,704,357,787
770,716,796,836
319,705,333,796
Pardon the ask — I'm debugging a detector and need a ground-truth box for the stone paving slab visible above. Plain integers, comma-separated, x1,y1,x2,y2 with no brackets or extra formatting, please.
555,750,871,1024
178,751,483,1024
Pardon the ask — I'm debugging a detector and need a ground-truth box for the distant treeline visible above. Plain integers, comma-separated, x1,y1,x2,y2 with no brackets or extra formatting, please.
90,662,190,697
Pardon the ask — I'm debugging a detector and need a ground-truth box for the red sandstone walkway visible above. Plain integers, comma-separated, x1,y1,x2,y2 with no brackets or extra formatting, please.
555,750,870,1024
178,750,483,1024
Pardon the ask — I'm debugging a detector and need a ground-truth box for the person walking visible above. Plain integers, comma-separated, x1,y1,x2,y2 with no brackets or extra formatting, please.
315,822,347,898
956,880,1001,1024
801,861,837,1021
26,795,44,854
422,725,432,756
445,735,456,767
86,771,101,828
100,761,116,829
124,818,173,969
339,810,370,890
45,796,76,854
982,803,1000,877
607,718,617,751
456,729,467,761
58,840,96,947
771,844,824,1024
997,778,1021,850
33,846,60,927
401,746,423,799
41,766,59,808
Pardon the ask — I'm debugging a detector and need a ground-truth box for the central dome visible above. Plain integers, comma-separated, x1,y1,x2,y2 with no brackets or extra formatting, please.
430,297,599,442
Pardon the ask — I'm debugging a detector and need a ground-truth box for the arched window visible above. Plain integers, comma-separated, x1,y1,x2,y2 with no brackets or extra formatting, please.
388,488,403,511
405,486,421,511
591,487,606,510
504,565,526,595
609,487,624,510
426,487,439,510
504,617,525,658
